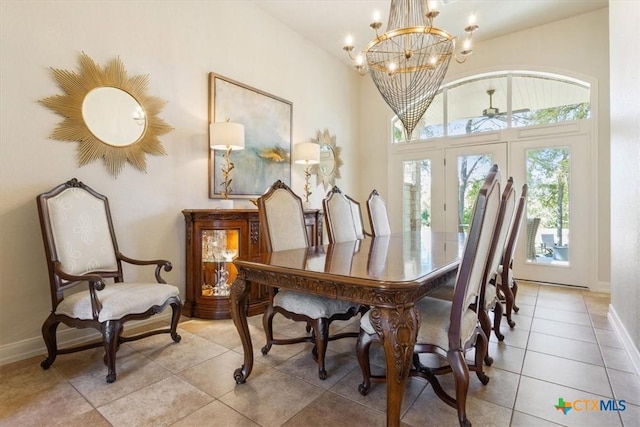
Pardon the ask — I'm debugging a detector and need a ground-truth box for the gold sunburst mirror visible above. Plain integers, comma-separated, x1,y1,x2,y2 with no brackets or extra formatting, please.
311,129,343,191
39,52,172,177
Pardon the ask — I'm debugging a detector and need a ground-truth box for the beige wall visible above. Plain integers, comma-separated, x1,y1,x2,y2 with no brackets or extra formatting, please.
357,9,611,287
0,1,624,365
0,1,360,363
609,1,640,356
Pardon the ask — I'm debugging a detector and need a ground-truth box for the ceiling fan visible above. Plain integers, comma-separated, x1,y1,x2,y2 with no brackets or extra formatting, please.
481,89,530,121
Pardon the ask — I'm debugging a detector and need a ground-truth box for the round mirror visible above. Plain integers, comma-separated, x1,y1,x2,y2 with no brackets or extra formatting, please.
311,129,343,190
39,52,172,177
82,87,146,147
319,144,335,175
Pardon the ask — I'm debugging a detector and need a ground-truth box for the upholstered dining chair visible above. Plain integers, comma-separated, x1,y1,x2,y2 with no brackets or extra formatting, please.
496,184,528,327
366,189,391,236
36,178,182,383
258,180,362,380
323,186,367,243
479,177,516,365
346,192,371,239
356,165,502,427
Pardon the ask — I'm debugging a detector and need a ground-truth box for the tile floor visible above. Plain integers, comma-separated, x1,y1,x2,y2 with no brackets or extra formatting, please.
1,281,638,426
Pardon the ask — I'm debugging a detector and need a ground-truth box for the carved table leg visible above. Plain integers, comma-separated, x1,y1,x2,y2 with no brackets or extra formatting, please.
369,305,420,427
229,275,253,384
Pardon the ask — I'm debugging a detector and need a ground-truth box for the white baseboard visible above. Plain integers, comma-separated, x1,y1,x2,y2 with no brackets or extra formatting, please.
592,281,611,293
608,305,640,378
0,313,172,367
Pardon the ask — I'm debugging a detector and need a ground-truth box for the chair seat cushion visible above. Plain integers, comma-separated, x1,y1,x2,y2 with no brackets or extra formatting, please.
485,283,497,309
56,282,180,322
360,297,478,349
274,290,358,319
495,265,513,287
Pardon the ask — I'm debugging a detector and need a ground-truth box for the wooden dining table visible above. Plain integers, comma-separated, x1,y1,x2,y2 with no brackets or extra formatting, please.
229,231,464,427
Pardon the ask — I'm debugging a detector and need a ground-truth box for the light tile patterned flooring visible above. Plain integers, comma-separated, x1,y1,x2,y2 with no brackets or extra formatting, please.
1,281,639,426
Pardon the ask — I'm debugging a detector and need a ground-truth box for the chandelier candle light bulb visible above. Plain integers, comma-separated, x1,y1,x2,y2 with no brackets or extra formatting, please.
345,34,354,48
468,14,477,27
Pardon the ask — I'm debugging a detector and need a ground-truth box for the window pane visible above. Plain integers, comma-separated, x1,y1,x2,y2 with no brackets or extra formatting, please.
391,71,591,142
456,154,493,234
403,159,431,232
524,147,570,265
512,75,590,127
447,76,508,136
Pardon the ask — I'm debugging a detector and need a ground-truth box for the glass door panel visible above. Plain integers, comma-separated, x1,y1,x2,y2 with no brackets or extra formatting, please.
389,149,444,233
444,144,507,233
524,147,570,265
403,159,432,232
201,228,239,297
510,133,592,287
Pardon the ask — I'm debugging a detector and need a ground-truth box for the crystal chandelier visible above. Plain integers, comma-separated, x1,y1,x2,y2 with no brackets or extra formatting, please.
343,0,478,140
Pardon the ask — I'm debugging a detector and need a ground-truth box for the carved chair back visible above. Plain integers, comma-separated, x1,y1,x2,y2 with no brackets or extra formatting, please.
38,178,124,308
346,194,368,239
258,180,309,252
366,189,391,237
503,184,528,268
323,186,359,243
449,165,501,349
479,178,517,307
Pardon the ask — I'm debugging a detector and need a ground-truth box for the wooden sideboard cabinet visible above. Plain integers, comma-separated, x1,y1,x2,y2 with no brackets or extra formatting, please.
182,209,323,319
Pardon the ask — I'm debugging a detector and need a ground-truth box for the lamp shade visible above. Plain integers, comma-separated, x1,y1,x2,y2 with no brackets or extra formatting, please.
293,142,320,164
210,122,245,150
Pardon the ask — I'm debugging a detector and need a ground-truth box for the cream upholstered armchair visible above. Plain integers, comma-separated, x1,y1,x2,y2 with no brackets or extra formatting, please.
258,180,362,380
366,189,391,236
356,165,502,427
36,178,182,383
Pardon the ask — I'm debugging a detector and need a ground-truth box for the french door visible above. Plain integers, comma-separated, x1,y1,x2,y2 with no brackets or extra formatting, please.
388,148,445,234
391,133,594,288
510,133,593,287
388,142,507,235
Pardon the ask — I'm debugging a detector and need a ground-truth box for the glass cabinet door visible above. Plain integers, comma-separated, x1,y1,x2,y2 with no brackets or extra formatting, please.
201,228,239,297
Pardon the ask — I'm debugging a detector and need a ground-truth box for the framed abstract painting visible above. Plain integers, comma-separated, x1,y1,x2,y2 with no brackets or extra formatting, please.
208,73,292,198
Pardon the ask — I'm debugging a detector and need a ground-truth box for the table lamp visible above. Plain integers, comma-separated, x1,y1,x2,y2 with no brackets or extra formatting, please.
210,121,245,208
293,142,320,207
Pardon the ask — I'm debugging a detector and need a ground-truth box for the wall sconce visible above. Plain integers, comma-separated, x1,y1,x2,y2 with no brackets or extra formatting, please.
293,142,320,206
210,121,245,208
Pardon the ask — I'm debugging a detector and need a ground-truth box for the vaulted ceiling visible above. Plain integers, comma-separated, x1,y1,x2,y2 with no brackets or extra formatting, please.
253,1,608,67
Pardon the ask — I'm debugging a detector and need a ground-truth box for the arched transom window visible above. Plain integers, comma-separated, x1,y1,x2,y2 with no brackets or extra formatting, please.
392,71,591,143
